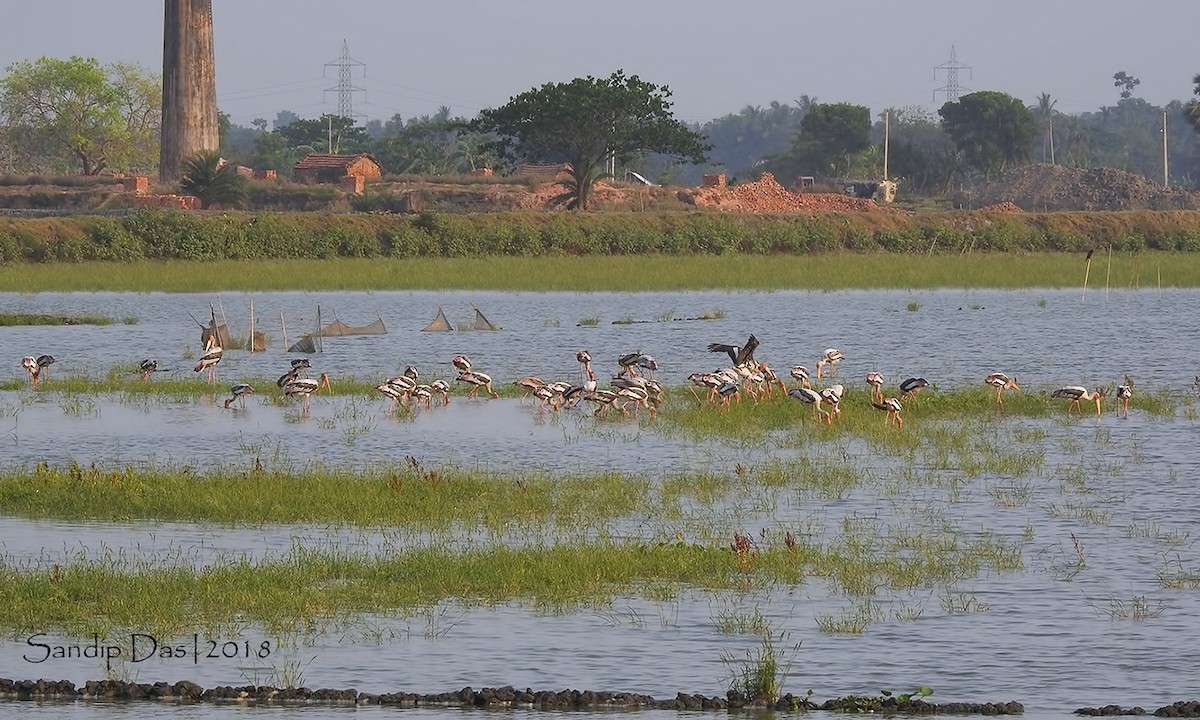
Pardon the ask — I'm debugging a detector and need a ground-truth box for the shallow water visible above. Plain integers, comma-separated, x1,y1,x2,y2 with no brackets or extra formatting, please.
1,288,1199,720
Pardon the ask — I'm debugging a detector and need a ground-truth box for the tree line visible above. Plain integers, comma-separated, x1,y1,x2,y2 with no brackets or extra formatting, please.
3,57,1200,209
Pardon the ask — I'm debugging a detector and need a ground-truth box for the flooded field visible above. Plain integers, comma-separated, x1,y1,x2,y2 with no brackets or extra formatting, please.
1,288,1199,720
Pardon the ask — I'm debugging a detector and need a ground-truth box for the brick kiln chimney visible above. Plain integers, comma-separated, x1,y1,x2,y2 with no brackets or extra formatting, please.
160,0,219,181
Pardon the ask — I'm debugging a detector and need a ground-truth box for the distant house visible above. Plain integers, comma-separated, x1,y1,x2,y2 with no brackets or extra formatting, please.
293,153,383,185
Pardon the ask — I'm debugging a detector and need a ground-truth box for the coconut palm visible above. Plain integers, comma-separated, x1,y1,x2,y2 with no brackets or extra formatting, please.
179,149,246,209
1036,92,1057,163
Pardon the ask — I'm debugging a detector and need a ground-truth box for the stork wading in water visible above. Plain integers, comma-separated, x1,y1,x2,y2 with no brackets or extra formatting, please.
816,348,844,379
283,373,330,414
899,377,930,401
452,355,472,374
224,383,254,409
21,356,39,385
513,376,547,403
35,355,56,382
457,370,499,399
707,334,759,367
1115,382,1133,419
872,397,903,428
376,378,411,415
984,373,1021,406
1051,386,1107,417
140,358,159,381
617,350,648,378
576,350,597,390
194,337,223,383
866,371,885,403
431,379,450,405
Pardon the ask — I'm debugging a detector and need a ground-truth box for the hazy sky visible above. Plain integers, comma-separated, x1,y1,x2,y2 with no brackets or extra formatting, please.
4,1,1198,127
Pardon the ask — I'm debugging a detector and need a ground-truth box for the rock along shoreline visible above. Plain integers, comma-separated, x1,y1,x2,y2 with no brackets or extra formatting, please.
0,678,1031,713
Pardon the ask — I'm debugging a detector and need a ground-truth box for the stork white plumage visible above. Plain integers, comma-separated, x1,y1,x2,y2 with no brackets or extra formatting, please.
787,387,829,424
984,373,1021,406
872,397,903,428
866,371,885,403
789,365,811,389
899,377,930,401
194,337,222,383
816,348,844,378
1051,385,1107,417
1116,383,1133,419
224,383,254,409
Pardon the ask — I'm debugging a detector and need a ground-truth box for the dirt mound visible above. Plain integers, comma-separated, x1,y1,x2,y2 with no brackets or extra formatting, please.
679,173,899,214
970,164,1200,211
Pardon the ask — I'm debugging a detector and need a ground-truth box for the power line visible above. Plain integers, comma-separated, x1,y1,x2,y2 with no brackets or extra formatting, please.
933,45,972,104
323,40,366,121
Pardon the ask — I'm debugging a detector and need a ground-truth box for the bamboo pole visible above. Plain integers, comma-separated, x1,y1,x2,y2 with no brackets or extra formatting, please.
1105,246,1112,303
280,310,288,352
1082,250,1094,303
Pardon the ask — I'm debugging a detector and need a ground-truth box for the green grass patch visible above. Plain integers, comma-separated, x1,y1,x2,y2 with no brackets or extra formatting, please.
0,312,115,326
0,252,1199,291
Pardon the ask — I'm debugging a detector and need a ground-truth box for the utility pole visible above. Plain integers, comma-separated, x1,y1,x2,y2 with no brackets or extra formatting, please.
1163,110,1169,188
160,0,219,180
933,46,972,105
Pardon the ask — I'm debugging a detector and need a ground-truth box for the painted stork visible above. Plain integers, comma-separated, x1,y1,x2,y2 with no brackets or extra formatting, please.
872,397,903,428
139,358,159,381
816,348,844,378
789,365,811,389
410,384,434,409
576,350,595,388
376,379,411,415
583,388,619,417
714,380,741,409
194,337,223,383
899,377,930,401
636,353,659,378
707,334,759,367
513,376,547,402
820,384,845,422
431,379,451,405
452,355,473,374
757,363,784,396
21,356,39,385
35,355,56,382
866,371,885,403
1051,386,1107,417
403,365,419,381
1115,383,1133,419
984,373,1021,406
687,372,723,404
787,387,829,424
617,350,647,378
224,383,254,409
290,358,312,376
283,373,329,413
457,370,499,399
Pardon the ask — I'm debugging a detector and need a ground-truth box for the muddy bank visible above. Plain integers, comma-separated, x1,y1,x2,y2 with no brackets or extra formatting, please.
0,678,1025,713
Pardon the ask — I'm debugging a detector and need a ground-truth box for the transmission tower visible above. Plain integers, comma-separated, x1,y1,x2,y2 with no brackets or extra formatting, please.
324,40,366,121
933,45,972,104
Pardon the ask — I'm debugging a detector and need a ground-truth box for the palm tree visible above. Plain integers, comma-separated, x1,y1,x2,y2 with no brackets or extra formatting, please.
1036,93,1057,163
179,150,246,209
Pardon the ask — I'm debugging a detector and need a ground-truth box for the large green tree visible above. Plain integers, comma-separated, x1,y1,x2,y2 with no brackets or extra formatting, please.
765,102,871,180
0,56,160,175
938,91,1037,181
471,70,708,209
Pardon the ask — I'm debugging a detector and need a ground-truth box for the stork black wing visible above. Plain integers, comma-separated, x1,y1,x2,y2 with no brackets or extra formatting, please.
707,343,738,364
735,334,759,365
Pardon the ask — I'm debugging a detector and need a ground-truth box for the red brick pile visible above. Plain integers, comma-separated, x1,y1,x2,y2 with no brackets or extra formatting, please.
977,201,1023,213
680,173,896,213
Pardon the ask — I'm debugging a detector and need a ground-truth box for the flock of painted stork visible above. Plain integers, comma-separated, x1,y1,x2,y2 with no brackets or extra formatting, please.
17,331,1164,423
